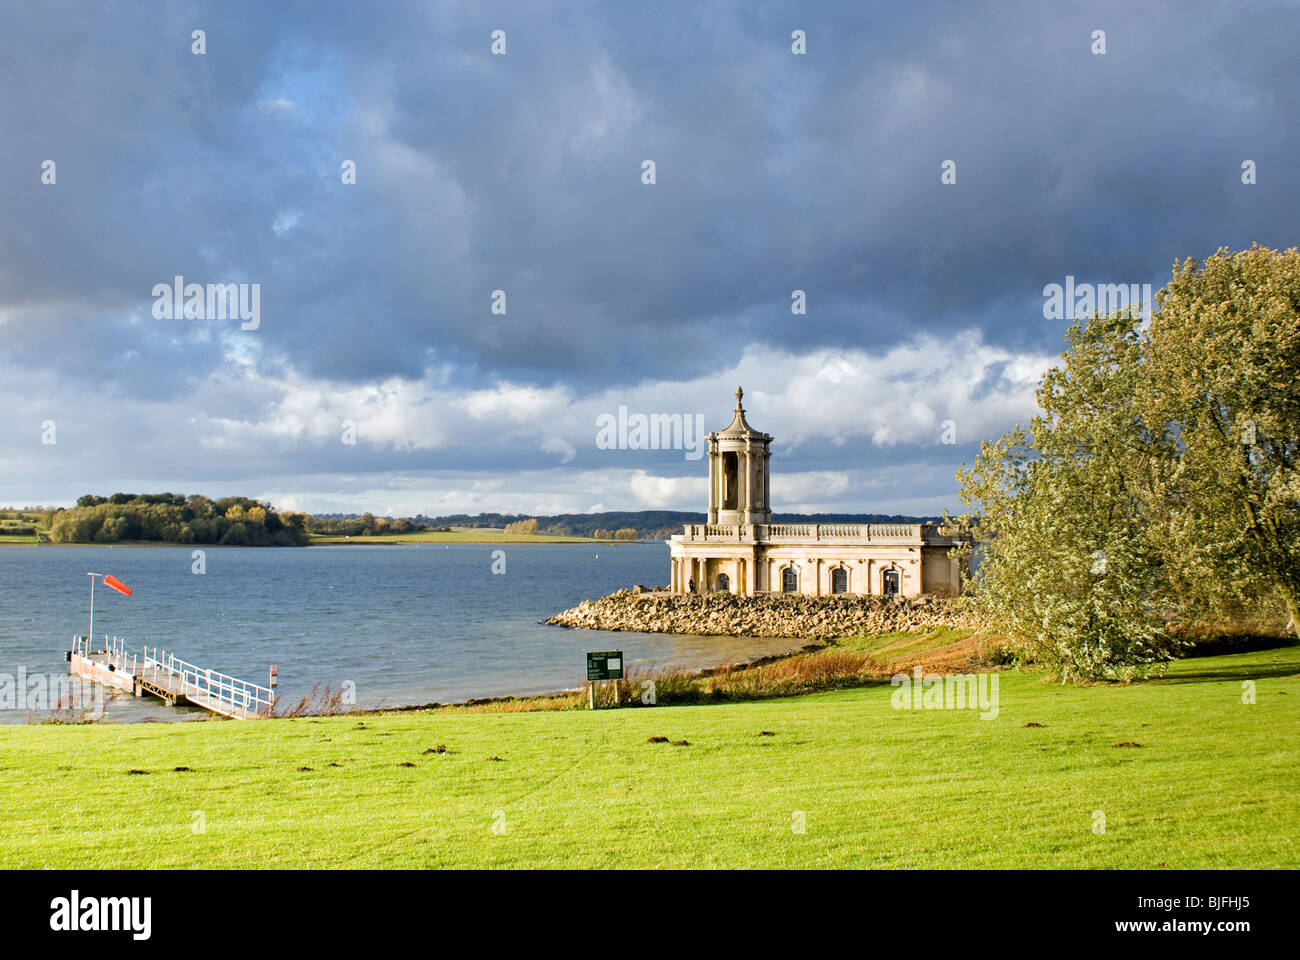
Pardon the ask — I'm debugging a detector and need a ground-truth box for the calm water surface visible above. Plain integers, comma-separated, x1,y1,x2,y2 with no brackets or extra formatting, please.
0,543,801,722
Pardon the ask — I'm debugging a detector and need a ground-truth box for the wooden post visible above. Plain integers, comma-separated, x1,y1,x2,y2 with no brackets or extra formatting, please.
588,681,596,710
613,680,620,707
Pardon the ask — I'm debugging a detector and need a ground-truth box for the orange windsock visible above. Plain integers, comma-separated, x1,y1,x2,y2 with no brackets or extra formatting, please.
102,575,133,596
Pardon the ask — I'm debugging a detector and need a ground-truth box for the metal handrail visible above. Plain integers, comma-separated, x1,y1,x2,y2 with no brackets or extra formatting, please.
141,648,273,717
70,635,274,718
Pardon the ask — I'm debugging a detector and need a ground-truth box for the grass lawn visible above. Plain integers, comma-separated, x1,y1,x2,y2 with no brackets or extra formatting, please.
1,645,1295,868
0,534,38,544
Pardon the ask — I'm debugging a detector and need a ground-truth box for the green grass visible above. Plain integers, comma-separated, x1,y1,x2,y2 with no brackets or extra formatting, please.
2,645,1296,868
0,533,38,544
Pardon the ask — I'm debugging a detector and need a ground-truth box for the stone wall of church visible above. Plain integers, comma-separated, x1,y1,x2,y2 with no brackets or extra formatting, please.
670,543,965,598
921,546,965,597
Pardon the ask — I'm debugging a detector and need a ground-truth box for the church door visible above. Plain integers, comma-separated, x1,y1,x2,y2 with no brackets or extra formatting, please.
716,573,730,593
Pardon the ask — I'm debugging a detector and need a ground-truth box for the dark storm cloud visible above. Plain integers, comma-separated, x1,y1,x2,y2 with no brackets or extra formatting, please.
1,1,1297,512
3,0,1297,397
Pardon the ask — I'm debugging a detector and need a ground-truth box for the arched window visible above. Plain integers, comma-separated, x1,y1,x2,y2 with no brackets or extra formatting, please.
831,567,849,594
782,566,798,593
716,573,730,592
722,452,738,509
883,568,900,596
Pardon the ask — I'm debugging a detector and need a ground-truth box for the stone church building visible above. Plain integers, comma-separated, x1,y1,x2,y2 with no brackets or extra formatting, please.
667,388,965,597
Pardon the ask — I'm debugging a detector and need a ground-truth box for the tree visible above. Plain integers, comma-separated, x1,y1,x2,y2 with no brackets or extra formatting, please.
952,313,1179,681
614,528,638,540
954,246,1300,679
1137,245,1300,628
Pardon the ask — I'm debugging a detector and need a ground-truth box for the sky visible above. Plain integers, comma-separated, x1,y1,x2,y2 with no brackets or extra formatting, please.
1,0,1297,517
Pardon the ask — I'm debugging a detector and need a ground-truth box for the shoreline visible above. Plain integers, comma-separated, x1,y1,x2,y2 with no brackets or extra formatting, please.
23,629,820,725
356,636,826,716
0,536,655,548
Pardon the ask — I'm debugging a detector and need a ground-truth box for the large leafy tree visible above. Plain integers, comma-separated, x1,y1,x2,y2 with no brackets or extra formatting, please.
952,313,1177,681
953,245,1300,680
1138,245,1300,628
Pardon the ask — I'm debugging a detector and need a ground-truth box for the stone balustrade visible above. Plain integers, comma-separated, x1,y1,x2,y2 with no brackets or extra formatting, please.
675,522,946,544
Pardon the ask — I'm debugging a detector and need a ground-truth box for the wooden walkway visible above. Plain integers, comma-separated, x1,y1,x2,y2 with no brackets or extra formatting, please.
69,636,274,720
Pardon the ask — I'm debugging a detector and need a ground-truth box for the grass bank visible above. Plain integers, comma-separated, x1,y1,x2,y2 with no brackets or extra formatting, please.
1,643,1295,868
418,625,989,713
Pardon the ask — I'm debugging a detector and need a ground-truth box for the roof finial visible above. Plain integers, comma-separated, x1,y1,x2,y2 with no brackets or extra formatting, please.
735,385,744,410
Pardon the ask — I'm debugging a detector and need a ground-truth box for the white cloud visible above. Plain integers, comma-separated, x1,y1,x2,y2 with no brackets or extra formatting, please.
770,471,851,506
0,329,1054,516
540,436,576,464
628,471,706,509
272,210,301,236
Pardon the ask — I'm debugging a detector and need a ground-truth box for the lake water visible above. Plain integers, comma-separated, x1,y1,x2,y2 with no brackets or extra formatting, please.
0,543,802,723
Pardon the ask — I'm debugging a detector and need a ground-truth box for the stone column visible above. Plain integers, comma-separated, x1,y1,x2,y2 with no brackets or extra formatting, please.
707,438,718,524
763,450,771,511
740,442,750,523
715,447,725,521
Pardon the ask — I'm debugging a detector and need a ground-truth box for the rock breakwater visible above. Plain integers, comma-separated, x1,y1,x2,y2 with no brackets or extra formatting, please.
547,590,976,640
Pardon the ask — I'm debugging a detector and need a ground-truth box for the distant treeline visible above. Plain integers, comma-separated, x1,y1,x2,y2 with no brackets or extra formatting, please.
307,514,429,537
51,494,309,546
34,500,940,546
409,511,939,540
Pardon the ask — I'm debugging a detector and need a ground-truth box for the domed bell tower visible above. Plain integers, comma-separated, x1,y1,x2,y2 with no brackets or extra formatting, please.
707,387,772,526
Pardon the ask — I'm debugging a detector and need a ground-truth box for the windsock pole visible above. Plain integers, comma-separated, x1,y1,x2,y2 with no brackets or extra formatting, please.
87,572,98,649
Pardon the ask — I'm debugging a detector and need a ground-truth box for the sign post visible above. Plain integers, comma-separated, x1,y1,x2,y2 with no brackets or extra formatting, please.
585,650,624,709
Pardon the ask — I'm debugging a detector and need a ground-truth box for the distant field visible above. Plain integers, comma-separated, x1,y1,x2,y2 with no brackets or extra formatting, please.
2,644,1295,868
0,532,625,546
308,530,612,544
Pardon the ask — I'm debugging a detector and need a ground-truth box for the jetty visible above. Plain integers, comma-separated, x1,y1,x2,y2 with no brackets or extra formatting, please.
68,635,274,719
